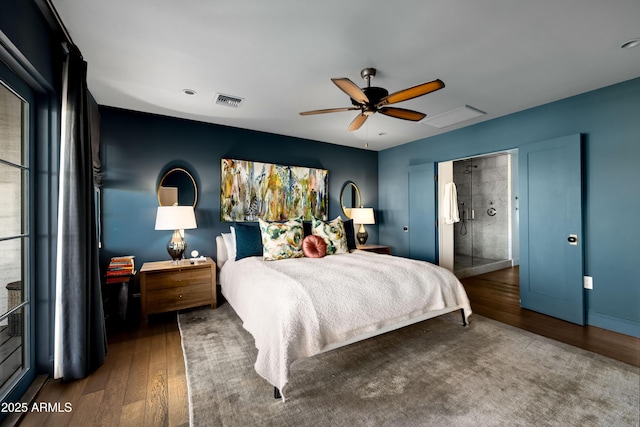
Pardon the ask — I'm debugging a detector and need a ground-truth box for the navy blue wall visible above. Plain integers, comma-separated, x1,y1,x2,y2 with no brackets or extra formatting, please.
0,0,58,88
378,77,640,337
99,107,379,267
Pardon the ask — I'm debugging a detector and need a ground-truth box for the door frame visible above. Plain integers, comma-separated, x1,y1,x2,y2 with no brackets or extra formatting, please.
0,59,36,405
437,150,517,273
0,40,59,407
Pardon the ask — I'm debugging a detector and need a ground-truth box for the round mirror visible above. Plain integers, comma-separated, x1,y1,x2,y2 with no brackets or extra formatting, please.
158,167,198,207
340,181,361,219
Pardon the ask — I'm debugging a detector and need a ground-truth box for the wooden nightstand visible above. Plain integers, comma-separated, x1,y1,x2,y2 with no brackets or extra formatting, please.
139,257,216,321
356,244,391,255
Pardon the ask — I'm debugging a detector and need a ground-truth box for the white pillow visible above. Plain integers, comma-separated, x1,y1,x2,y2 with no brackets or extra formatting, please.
311,217,349,255
222,227,237,261
258,218,304,261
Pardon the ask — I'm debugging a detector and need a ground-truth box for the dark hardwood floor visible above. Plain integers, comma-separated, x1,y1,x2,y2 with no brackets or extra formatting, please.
10,266,639,426
11,314,189,427
460,266,640,367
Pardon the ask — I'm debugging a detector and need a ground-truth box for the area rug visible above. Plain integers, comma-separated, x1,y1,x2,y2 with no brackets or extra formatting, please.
178,303,639,426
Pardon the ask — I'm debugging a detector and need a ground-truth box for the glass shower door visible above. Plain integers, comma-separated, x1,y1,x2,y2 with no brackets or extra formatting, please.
453,159,475,270
453,154,511,275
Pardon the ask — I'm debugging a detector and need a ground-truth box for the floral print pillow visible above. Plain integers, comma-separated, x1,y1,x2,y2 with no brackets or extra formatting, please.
259,218,304,260
311,217,349,255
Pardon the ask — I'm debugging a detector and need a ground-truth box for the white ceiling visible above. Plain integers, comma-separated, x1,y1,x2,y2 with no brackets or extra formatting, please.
51,0,640,151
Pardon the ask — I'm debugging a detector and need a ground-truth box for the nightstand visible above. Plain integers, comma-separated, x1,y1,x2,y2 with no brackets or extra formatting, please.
356,244,391,255
139,257,216,321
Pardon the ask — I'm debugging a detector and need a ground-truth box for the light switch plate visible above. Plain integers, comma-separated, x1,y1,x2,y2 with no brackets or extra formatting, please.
584,276,593,289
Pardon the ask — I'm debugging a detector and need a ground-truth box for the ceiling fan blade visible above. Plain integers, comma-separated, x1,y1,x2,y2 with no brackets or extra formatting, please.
348,113,368,131
378,107,426,121
300,107,358,116
377,79,445,107
331,78,369,104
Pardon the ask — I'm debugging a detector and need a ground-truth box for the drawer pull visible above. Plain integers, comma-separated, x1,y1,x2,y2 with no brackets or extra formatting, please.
178,294,183,299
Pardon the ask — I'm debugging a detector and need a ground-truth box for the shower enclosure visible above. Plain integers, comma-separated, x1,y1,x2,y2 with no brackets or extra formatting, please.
453,154,512,277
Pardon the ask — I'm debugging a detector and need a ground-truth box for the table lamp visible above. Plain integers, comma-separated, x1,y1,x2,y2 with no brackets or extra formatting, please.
350,207,375,245
155,205,197,261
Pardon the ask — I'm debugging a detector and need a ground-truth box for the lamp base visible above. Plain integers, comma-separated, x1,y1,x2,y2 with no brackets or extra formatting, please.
167,229,187,261
356,224,368,245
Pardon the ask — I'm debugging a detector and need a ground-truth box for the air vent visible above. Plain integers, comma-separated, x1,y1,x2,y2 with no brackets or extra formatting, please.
214,93,244,108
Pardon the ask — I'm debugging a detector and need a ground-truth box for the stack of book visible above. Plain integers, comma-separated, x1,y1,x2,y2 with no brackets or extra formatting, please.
105,255,136,284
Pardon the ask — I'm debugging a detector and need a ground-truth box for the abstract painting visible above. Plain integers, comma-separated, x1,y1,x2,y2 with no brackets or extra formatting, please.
220,158,328,222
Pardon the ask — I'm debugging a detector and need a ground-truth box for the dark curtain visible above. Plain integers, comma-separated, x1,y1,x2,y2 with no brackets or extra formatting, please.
89,91,102,187
88,92,103,246
54,45,107,380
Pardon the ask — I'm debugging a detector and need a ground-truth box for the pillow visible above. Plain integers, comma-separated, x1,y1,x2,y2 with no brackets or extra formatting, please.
234,222,263,260
222,229,237,261
259,218,304,260
302,235,327,258
303,220,312,237
311,217,349,255
343,218,357,250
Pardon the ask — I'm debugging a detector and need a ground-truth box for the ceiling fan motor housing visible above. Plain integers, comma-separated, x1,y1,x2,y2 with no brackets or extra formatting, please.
351,86,389,109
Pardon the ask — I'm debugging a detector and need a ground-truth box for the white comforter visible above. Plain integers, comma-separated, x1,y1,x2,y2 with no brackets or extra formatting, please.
220,250,472,397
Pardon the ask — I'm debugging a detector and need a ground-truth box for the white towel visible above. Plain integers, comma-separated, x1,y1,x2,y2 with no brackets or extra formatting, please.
443,182,460,224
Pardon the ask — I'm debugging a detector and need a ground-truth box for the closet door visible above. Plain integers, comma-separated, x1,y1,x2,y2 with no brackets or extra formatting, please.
519,134,584,324
408,163,437,263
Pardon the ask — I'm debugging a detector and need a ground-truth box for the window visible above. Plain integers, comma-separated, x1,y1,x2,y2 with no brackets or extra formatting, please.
0,77,31,399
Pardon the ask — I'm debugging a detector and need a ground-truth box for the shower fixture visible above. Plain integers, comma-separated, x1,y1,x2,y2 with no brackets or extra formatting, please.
464,164,477,174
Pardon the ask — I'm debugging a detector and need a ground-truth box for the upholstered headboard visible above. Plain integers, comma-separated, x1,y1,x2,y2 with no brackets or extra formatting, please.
215,235,228,269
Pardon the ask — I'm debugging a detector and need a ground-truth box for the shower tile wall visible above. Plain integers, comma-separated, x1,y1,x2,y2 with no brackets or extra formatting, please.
454,154,509,261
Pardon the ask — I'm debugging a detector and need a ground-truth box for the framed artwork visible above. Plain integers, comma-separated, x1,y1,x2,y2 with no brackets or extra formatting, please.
220,158,328,222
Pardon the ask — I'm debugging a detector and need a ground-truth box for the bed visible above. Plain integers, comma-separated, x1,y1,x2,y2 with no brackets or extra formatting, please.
215,233,472,401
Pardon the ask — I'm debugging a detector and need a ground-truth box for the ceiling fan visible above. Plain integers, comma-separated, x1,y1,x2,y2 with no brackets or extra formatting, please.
300,68,444,131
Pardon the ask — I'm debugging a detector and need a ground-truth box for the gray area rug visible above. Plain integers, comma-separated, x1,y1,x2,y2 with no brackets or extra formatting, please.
178,303,639,426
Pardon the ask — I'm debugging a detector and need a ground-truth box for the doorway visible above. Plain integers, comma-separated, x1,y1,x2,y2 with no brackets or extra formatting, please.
438,151,518,278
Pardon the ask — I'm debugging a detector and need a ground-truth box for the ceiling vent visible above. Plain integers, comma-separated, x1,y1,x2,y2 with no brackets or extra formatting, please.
421,105,486,129
214,93,244,108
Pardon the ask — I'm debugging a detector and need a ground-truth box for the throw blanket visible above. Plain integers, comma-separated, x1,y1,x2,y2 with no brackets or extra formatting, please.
220,250,472,399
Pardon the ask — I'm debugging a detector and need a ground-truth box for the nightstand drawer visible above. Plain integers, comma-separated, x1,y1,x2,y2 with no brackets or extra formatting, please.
145,267,211,290
139,257,216,321
146,282,212,314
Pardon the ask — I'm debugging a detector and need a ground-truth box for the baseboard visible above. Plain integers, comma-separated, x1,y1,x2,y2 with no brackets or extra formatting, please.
587,311,640,338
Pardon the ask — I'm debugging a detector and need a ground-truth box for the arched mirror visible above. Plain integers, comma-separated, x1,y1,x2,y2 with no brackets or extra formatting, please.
158,167,198,207
340,180,361,219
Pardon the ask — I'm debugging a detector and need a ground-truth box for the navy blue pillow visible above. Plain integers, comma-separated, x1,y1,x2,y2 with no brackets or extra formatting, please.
303,220,312,237
234,222,262,260
343,219,357,250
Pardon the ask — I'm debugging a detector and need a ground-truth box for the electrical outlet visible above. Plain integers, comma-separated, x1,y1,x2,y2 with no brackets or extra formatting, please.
584,276,593,290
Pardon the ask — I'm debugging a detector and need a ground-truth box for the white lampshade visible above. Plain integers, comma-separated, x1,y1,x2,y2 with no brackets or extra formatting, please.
155,206,197,230
350,207,375,225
